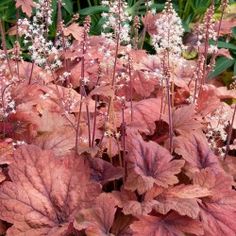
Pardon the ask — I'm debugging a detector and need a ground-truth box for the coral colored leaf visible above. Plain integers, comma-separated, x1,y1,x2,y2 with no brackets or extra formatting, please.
130,212,204,236
124,98,167,135
0,145,101,236
172,104,202,135
63,23,84,42
89,85,115,98
34,128,75,156
132,55,160,97
193,169,236,235
112,189,155,216
132,71,159,97
196,85,221,116
16,0,35,17
174,132,222,175
153,185,211,219
74,193,118,236
215,19,236,36
216,86,236,99
193,168,234,199
142,11,158,36
87,157,123,185
221,155,236,181
0,140,13,165
125,132,184,194
0,169,6,183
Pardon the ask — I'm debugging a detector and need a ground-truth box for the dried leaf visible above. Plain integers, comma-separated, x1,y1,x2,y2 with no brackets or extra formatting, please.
125,132,184,194
74,193,118,236
0,145,101,236
130,212,204,236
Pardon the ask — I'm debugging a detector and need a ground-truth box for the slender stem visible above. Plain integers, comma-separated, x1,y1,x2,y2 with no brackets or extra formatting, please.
75,100,83,154
92,74,101,147
163,50,173,152
224,105,236,159
165,72,173,152
75,21,92,153
121,106,127,180
92,98,98,147
111,36,120,87
28,62,35,84
15,9,20,80
128,56,133,122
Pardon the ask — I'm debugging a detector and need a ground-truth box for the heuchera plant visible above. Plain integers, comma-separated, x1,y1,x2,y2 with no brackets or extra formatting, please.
0,0,235,235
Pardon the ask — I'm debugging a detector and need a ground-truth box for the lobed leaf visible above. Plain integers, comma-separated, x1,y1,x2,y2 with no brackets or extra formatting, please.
130,212,204,236
125,131,184,194
0,145,101,235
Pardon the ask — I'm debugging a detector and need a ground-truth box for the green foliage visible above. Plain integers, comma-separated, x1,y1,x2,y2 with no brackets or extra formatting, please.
209,57,235,78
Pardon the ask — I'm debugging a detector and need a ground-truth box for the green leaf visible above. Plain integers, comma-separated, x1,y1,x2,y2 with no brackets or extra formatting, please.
79,6,108,15
62,0,73,15
209,57,235,78
0,0,12,8
216,40,236,50
232,27,236,38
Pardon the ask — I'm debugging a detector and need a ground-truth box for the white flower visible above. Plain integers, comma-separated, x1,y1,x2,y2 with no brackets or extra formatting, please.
152,1,184,60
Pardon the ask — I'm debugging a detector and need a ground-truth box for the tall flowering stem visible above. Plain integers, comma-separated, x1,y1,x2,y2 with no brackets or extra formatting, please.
75,16,92,154
152,0,184,152
163,51,173,153
201,3,215,85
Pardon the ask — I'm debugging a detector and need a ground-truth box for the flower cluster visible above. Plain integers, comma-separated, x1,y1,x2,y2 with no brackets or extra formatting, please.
18,0,61,69
0,56,16,117
101,0,131,43
152,0,184,60
197,4,217,53
205,105,230,156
